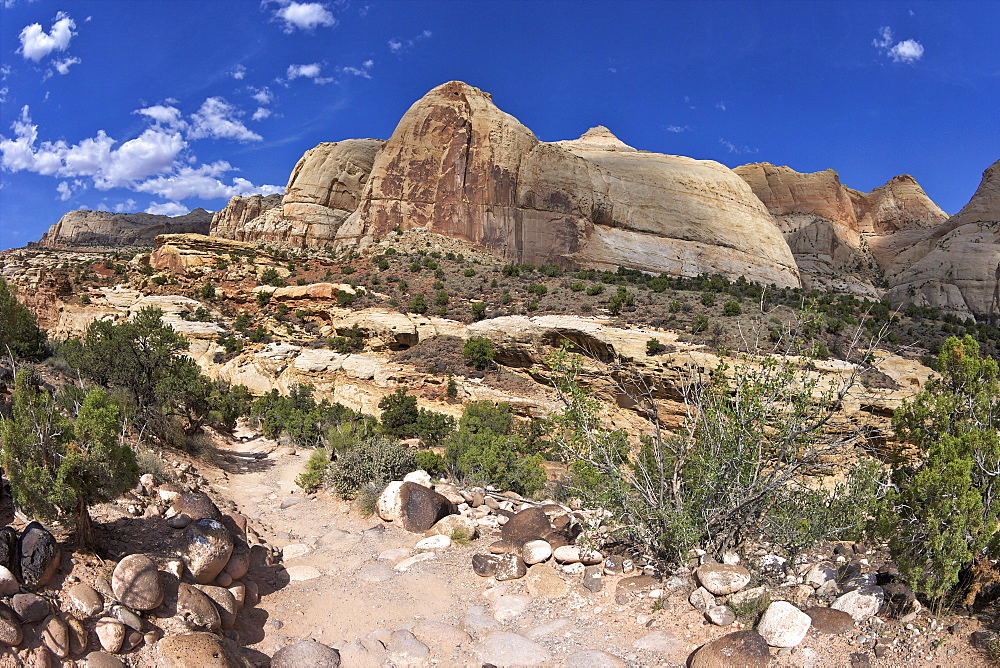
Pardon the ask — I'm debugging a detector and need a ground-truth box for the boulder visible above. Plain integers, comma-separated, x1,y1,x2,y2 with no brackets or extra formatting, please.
40,614,70,658
805,606,855,634
112,554,163,611
880,582,917,619
0,566,18,596
95,617,125,653
425,514,477,540
500,507,552,545
386,629,430,665
0,526,17,576
695,563,751,595
378,481,454,533
64,583,105,617
271,639,342,667
475,631,552,666
176,584,222,632
521,539,552,565
689,630,771,668
11,592,50,623
831,586,885,621
0,602,22,646
19,521,60,589
494,554,527,581
183,519,234,584
706,604,736,626
156,632,249,667
193,585,238,630
689,586,716,612
168,493,222,525
756,601,811,647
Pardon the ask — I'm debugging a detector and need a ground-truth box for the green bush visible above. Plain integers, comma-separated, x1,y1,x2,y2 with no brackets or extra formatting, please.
463,268,476,277
722,301,742,316
0,277,46,359
463,336,495,370
646,339,665,355
414,450,447,477
328,437,416,498
197,283,216,300
470,302,486,321
585,284,604,296
296,448,331,492
260,267,284,287
569,282,585,292
876,335,1000,609
409,293,428,314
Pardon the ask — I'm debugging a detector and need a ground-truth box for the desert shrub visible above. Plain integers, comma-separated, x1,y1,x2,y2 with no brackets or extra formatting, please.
256,290,272,306
607,286,634,315
463,336,495,370
528,284,547,297
585,284,604,296
378,388,455,444
445,401,546,496
646,339,665,355
435,290,450,306
463,268,476,277
414,450,447,477
876,335,1000,609
259,267,284,287
569,282,585,292
546,342,884,562
327,437,415,497
0,277,47,359
409,293,428,314
722,301,741,316
470,302,486,321
252,384,371,448
668,300,682,313
296,448,331,492
691,314,709,333
340,265,355,275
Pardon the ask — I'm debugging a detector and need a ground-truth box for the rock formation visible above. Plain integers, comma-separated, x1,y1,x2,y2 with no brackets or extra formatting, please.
36,208,212,247
734,163,947,297
208,194,281,242
213,82,800,288
879,160,1000,320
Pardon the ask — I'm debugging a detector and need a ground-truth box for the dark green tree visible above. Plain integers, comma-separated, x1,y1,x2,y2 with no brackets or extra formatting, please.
877,335,1000,608
0,277,46,359
378,388,419,437
0,374,138,546
463,336,495,370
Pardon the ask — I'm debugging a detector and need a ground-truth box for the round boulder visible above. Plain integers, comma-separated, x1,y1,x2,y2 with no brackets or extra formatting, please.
112,554,163,611
756,601,811,647
499,507,552,545
689,630,770,668
19,522,60,589
169,493,222,525
521,539,552,565
0,527,18,576
272,639,341,667
695,563,751,595
176,584,221,632
64,582,105,617
184,519,234,585
0,602,22,647
156,632,249,667
831,586,885,621
805,606,855,634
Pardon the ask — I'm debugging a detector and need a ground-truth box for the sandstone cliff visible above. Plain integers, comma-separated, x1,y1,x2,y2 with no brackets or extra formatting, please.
879,160,1000,320
36,208,212,247
209,193,282,241
733,163,948,297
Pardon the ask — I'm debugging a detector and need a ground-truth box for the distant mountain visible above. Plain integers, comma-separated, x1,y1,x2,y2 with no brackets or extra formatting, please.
35,208,213,247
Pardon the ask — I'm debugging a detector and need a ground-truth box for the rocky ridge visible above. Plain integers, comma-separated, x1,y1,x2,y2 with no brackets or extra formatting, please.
36,209,212,248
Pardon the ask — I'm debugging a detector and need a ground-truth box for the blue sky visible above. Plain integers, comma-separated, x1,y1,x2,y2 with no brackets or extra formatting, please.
1,0,998,249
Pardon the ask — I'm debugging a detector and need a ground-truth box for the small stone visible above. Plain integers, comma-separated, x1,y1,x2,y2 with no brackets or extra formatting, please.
489,539,519,554
695,563,751,595
0,602,22,646
475,631,551,665
706,604,736,626
67,616,88,654
849,651,871,668
831,586,885,621
552,545,602,564
95,617,126,653
415,534,452,550
65,583,105,618
214,571,232,587
12,592,50,623
689,586,716,612
756,601,811,647
193,585,238,630
521,539,552,565
805,606,855,634
155,631,246,667
0,566,18,596
689,630,770,668
566,649,626,667
112,554,163,611
272,639,342,667
176,583,221,632
285,565,322,581
109,604,143,631
41,614,70,658
83,651,126,667
583,565,604,592
494,554,527,581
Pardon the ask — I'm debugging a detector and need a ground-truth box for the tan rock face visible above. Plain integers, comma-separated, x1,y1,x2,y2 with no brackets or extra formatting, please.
339,81,799,287
208,194,281,241
36,208,211,247
855,174,947,234
880,160,1000,320
734,163,859,230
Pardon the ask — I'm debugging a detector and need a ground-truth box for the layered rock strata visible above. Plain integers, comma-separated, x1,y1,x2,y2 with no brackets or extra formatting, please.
36,208,212,247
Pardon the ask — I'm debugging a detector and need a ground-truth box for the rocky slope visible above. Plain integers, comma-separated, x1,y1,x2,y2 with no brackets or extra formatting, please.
36,208,212,247
212,82,801,288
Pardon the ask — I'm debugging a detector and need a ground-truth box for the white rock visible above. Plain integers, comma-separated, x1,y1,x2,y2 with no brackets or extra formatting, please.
552,545,603,565
0,566,19,596
831,586,885,621
475,632,551,665
281,544,311,561
804,563,837,588
721,551,741,565
756,601,811,647
403,470,433,487
415,535,452,550
376,481,405,522
491,594,530,623
689,586,715,612
394,552,436,572
285,565,322,582
521,540,552,565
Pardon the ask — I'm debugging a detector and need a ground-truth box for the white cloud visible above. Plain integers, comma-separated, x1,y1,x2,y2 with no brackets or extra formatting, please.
145,201,189,216
388,29,432,54
231,64,247,80
188,97,262,142
716,102,727,111
269,1,336,33
56,181,72,200
874,26,924,64
666,125,691,133
250,86,273,105
52,56,81,75
135,104,187,130
18,11,76,62
0,106,186,188
889,39,924,64
135,161,283,201
114,198,137,213
285,62,332,84
252,107,272,121
339,60,373,79
719,138,758,155
0,88,7,104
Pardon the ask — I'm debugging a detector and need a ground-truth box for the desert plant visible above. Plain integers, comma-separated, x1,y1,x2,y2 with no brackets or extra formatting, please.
0,276,47,359
876,335,1000,609
296,447,331,492
722,301,741,316
327,437,415,497
463,336,495,370
470,302,486,321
